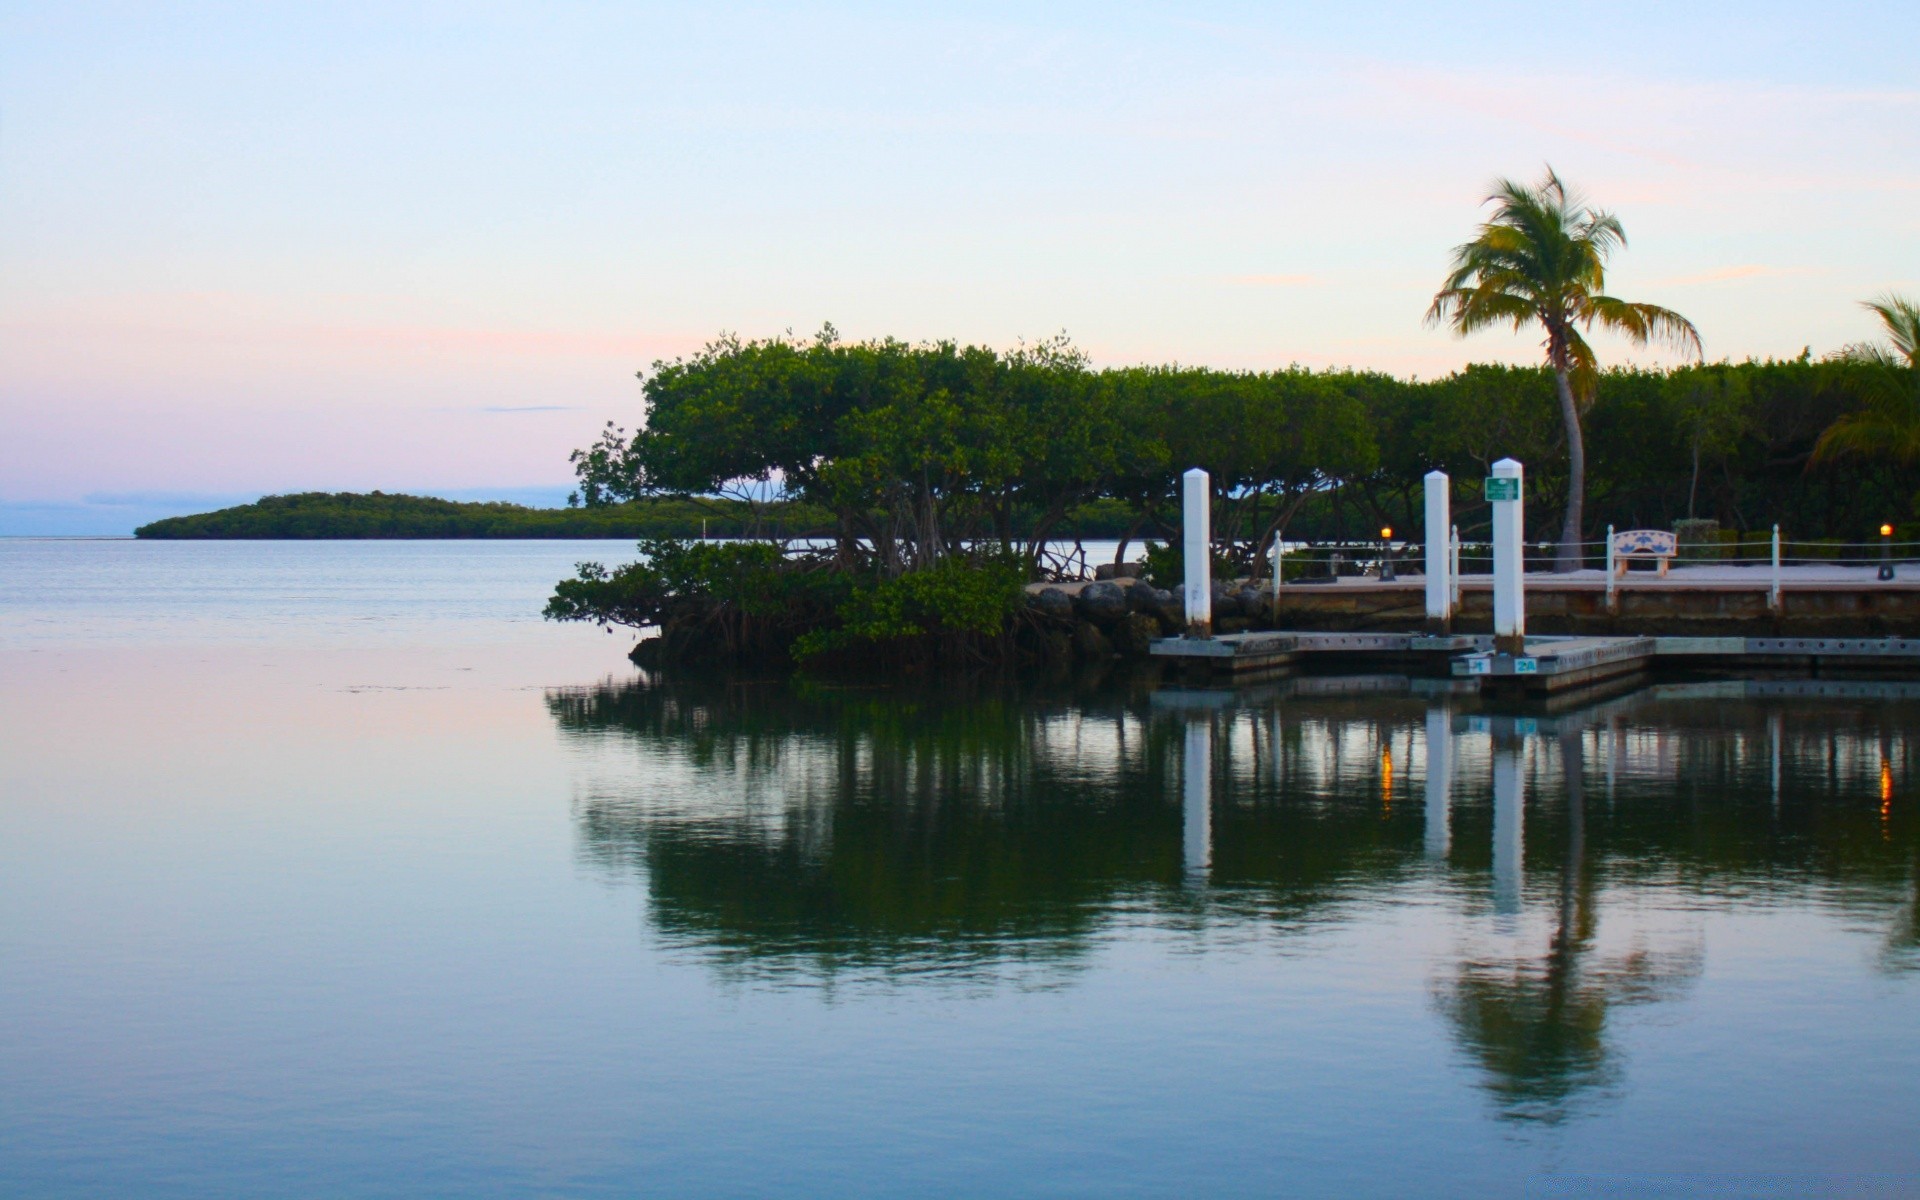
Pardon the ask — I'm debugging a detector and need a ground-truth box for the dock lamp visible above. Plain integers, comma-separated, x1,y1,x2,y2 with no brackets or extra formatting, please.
1379,527,1395,581
1881,524,1897,581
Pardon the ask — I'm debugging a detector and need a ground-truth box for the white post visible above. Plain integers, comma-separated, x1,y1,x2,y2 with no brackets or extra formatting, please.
1770,524,1782,614
1424,706,1452,861
1492,728,1524,921
1183,468,1212,638
1271,534,1284,608
1183,718,1212,883
1605,524,1617,612
1424,470,1452,630
1489,457,1526,655
1449,525,1461,609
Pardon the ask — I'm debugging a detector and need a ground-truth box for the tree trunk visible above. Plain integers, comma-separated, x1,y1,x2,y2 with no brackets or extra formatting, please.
1553,365,1586,573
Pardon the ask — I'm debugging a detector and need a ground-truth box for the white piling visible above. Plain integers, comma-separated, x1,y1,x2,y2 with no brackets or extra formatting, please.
1270,535,1284,608
1183,718,1212,882
1492,730,1525,920
1423,470,1452,629
1182,467,1212,638
1489,457,1526,655
1423,706,1452,861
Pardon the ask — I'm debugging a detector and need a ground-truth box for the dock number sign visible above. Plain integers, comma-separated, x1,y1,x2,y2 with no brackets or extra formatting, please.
1484,476,1521,502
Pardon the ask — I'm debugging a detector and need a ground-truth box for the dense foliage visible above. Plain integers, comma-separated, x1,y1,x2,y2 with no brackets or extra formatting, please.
549,323,1919,666
572,330,1919,561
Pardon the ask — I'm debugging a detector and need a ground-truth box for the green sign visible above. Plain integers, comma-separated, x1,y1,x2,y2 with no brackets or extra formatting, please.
1484,476,1521,502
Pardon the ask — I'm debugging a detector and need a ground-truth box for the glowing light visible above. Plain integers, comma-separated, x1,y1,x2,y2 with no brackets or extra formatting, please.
1882,524,1894,538
1380,527,1393,540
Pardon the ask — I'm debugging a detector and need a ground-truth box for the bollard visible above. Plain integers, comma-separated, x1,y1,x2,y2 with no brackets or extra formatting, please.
1424,471,1451,629
1488,458,1526,655
1271,534,1284,610
1182,468,1212,638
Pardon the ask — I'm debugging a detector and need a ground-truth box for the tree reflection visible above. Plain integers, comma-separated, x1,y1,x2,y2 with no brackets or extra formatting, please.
547,672,1916,1114
1436,729,1702,1124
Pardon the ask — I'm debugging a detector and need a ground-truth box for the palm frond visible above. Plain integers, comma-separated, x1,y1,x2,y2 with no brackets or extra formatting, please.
1862,293,1920,368
1583,297,1702,358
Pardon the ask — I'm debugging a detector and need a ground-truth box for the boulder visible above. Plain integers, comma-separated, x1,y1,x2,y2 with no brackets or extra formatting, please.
1031,587,1073,620
1113,611,1163,658
1075,580,1129,626
1071,621,1113,662
1127,582,1169,613
1236,587,1268,623
1210,583,1242,618
1094,561,1146,581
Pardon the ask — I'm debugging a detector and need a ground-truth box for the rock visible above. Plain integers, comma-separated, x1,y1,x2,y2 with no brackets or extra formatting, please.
1216,616,1252,634
1114,611,1163,657
1236,587,1268,623
1210,583,1242,618
1031,587,1073,619
1126,582,1164,612
1076,581,1129,626
1071,621,1113,662
1094,561,1146,581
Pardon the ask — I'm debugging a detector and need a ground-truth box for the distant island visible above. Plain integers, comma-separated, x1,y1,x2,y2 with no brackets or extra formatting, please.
133,491,830,539
133,490,1139,540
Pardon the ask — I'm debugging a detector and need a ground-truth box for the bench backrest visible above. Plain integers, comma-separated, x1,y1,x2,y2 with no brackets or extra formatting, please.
1613,529,1677,556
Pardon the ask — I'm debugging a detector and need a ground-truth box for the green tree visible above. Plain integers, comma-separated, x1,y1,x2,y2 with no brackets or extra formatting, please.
1814,294,1920,467
1427,168,1701,571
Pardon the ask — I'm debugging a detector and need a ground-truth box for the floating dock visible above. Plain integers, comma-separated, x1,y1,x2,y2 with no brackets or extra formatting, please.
1151,630,1920,696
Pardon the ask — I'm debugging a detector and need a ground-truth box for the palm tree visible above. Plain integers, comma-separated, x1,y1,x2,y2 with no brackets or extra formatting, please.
1427,169,1702,572
1812,294,1920,465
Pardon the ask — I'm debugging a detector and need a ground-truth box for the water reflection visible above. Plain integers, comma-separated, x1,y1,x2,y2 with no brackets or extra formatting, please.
546,673,1917,1118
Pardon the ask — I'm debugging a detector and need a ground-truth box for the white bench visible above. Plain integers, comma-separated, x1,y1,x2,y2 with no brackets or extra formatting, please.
1612,529,1677,577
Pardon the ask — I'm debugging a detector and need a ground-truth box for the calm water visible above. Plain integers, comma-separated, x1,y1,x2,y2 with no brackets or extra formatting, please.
2,540,1917,1198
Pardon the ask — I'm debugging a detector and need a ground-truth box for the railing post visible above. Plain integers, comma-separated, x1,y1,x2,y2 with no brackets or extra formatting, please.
1271,533,1284,610
1770,524,1783,614
1489,458,1526,655
1182,467,1212,638
1424,470,1452,631
1449,525,1461,609
1605,524,1617,614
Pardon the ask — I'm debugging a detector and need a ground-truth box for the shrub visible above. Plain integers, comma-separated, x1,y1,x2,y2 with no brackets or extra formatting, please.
794,555,1029,664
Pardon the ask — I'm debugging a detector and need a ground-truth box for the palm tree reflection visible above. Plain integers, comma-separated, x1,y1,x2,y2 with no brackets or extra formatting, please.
1436,728,1702,1124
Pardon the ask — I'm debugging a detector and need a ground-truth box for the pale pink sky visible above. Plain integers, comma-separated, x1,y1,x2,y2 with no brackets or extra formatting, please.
3,2,1916,531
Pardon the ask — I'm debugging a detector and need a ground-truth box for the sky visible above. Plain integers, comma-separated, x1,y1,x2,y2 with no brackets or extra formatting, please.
3,2,1917,533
